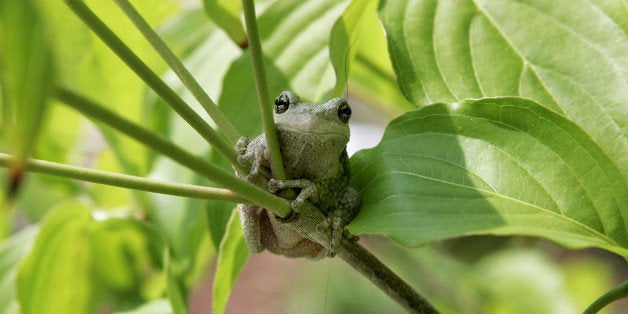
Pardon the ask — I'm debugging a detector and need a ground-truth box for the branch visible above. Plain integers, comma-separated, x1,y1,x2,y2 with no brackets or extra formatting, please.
0,153,247,203
54,87,291,217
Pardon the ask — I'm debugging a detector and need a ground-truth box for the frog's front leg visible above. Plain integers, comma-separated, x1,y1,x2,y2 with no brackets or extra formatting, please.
236,136,269,183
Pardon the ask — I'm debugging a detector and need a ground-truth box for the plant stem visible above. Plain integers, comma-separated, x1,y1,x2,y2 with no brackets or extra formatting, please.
241,0,286,180
54,87,291,217
0,153,247,203
583,280,628,314
63,0,241,171
113,0,240,144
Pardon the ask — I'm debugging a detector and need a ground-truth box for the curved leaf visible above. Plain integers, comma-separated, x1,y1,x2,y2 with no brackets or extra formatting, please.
0,0,54,166
203,0,247,47
350,97,628,257
17,203,96,313
212,210,249,314
17,202,169,313
379,0,628,181
0,227,37,314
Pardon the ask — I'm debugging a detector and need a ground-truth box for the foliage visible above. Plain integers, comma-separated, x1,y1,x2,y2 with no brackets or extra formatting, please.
0,0,625,313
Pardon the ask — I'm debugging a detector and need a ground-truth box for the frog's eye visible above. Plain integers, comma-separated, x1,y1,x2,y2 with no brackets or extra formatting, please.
337,101,351,123
274,93,290,114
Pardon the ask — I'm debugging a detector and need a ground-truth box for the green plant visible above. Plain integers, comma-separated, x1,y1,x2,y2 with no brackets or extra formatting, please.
0,0,626,313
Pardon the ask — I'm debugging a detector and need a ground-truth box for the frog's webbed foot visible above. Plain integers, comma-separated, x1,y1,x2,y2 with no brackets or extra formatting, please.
268,179,315,213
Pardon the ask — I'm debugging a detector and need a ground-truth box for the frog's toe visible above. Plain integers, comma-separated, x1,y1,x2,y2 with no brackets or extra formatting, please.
268,179,280,193
235,137,251,154
290,198,305,213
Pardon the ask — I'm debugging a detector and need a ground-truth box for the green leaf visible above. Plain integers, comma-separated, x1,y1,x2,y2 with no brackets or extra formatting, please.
0,227,37,314
378,0,628,180
350,97,628,256
17,203,95,313
203,0,247,47
0,0,54,163
212,210,249,314
17,202,170,313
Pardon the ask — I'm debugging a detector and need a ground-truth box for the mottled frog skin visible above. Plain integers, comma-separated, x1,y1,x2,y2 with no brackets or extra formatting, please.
235,91,361,258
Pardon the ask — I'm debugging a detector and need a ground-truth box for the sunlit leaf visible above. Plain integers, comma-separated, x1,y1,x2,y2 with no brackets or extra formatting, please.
17,202,169,313
379,0,628,180
0,227,37,314
350,97,628,256
0,0,54,165
17,203,95,313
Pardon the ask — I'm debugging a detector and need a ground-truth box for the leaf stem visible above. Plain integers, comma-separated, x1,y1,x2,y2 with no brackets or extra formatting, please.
0,153,247,203
583,280,628,314
54,87,291,217
63,0,241,171
241,0,286,180
112,0,240,144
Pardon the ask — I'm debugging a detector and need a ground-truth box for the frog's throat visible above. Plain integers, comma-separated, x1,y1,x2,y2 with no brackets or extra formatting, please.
277,125,349,139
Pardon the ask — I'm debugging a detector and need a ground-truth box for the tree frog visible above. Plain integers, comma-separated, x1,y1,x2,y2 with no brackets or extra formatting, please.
235,91,362,258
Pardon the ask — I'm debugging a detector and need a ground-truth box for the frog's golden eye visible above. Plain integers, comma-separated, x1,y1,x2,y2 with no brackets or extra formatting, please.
337,101,351,123
274,93,290,114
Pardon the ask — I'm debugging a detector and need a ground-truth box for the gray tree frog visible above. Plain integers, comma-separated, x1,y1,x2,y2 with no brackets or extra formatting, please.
235,91,362,258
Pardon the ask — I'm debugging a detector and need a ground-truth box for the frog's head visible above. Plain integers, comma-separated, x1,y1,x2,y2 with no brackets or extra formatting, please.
272,91,351,142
